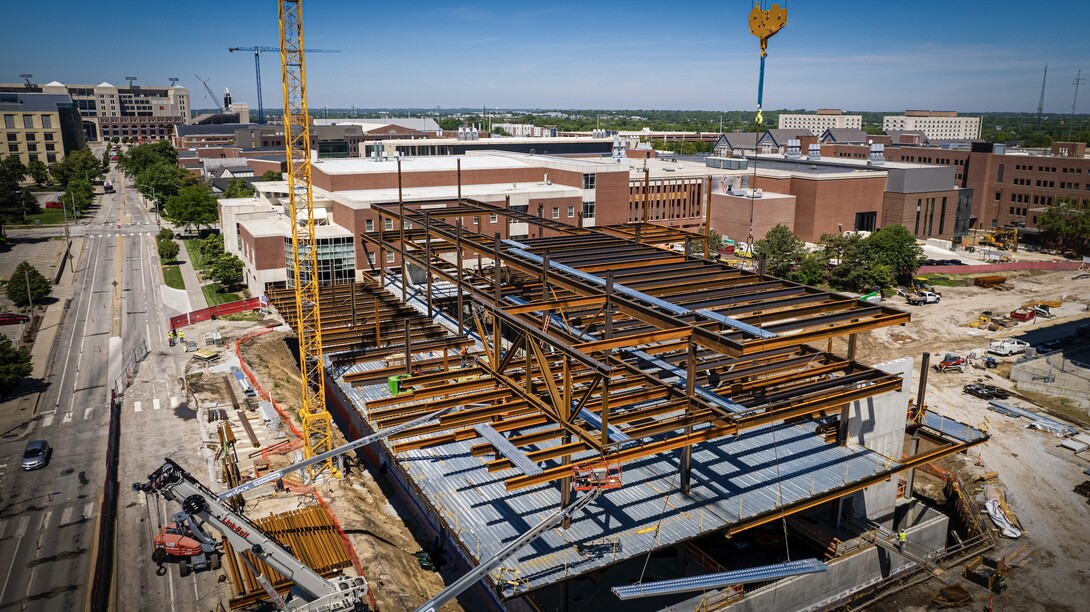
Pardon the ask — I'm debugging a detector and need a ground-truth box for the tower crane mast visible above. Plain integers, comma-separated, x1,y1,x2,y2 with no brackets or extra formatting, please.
228,45,340,124
277,0,338,478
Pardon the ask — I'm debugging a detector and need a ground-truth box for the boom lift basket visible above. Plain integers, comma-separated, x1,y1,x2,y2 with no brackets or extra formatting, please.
573,462,623,491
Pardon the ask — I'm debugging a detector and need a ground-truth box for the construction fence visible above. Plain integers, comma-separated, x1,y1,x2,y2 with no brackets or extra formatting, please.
111,338,149,400
918,260,1083,275
168,296,267,331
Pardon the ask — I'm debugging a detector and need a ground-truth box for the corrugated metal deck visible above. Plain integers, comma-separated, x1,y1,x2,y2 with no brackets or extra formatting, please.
334,365,900,598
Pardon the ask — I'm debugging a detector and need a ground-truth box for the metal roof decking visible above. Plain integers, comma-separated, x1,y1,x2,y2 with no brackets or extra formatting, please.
335,366,901,598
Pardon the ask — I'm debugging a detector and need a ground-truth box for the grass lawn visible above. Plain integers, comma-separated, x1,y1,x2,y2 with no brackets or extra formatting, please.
14,209,72,226
162,265,185,290
202,283,242,306
184,239,209,270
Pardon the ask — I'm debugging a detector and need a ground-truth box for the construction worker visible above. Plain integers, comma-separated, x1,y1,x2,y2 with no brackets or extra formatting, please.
897,528,907,553
178,330,185,347
459,346,469,368
707,370,721,389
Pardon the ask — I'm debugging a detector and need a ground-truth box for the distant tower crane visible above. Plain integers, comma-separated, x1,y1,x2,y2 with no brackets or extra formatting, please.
228,45,340,124
277,0,338,478
194,75,224,112
1035,65,1048,130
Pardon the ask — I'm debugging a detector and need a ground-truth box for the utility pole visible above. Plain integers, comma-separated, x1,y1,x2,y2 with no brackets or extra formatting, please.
24,268,34,312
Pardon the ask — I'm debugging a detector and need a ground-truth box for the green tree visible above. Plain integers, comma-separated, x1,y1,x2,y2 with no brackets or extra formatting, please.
0,334,33,395
222,177,255,198
137,161,188,208
198,233,226,260
1036,198,1090,253
26,159,50,187
822,233,893,292
157,238,180,262
209,253,244,288
6,262,52,307
753,224,806,277
49,148,100,187
164,184,218,233
158,228,175,241
118,140,178,178
786,254,826,286
866,225,923,285
0,157,29,236
259,170,282,181
102,143,113,171
64,178,95,213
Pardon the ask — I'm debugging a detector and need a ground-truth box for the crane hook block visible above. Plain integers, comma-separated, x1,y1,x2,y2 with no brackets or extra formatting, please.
748,2,788,56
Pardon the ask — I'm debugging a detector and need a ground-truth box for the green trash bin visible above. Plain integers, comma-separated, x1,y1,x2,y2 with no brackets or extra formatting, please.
388,374,412,395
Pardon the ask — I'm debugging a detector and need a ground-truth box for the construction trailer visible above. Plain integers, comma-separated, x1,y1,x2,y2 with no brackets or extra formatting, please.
263,199,987,610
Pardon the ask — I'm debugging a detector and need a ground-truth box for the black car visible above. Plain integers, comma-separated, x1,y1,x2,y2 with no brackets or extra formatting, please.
963,384,995,399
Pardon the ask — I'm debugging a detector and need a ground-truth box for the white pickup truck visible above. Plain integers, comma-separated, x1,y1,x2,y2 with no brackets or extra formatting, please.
988,339,1029,356
906,291,941,306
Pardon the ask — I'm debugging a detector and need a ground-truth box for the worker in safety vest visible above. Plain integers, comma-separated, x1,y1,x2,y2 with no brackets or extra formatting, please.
897,528,907,552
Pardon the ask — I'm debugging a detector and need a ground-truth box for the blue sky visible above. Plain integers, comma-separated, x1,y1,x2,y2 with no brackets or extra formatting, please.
4,1,1089,113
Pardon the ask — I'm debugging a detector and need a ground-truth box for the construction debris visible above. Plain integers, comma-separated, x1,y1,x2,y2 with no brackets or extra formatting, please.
930,584,973,608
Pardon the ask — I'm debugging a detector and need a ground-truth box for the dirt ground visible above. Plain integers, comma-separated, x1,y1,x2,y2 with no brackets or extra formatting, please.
239,331,462,612
857,270,1090,611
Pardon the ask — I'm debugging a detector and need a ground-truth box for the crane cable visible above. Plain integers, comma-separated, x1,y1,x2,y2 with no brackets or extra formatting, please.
748,1,788,127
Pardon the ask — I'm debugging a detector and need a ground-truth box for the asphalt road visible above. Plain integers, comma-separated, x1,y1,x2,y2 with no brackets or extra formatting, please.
0,170,223,610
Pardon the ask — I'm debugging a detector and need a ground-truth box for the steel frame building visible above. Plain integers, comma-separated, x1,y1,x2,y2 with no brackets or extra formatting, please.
265,199,987,607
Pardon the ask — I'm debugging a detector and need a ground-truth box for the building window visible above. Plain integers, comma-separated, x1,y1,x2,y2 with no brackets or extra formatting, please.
567,206,575,218
27,143,37,152
582,201,596,219
490,213,498,223
41,115,52,128
854,211,877,232
44,132,53,141
46,153,56,163
386,251,395,263
582,173,596,190
25,132,35,141
45,143,55,151
5,133,15,142
22,115,34,129
552,207,560,219
995,192,1001,201
367,252,376,265
3,115,14,129
7,144,18,153
384,218,394,231
996,164,1004,183
365,219,374,232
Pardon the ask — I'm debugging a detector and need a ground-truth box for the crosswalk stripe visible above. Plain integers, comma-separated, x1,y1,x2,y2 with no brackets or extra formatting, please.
170,396,179,409
41,510,52,529
83,407,93,420
42,414,54,427
153,398,161,410
62,411,72,424
61,507,73,526
84,502,95,519
15,516,30,537
134,401,142,413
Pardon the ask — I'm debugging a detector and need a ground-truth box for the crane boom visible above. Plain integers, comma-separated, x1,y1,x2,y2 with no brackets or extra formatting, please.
133,460,369,610
227,45,340,124
194,75,223,112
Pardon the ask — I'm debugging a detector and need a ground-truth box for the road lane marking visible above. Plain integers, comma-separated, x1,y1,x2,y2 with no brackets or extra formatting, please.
62,411,72,424
55,236,99,413
0,516,32,604
84,407,94,420
42,413,53,427
134,401,142,413
170,396,179,409
153,398,161,410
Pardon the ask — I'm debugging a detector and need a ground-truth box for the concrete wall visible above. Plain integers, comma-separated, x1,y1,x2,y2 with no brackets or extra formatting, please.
843,357,913,528
714,505,948,612
1011,354,1090,400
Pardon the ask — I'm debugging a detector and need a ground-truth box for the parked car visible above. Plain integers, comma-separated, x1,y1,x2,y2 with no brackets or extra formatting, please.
21,440,51,470
963,384,995,399
44,200,63,209
0,312,31,325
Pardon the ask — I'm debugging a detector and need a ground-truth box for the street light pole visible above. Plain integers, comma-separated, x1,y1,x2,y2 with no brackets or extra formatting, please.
24,268,34,312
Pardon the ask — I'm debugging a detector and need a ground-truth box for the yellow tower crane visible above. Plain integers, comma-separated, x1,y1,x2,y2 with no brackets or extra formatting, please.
278,0,339,479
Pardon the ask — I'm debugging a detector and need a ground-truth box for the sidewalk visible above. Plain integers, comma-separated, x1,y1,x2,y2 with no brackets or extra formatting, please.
0,236,83,439
177,241,209,311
